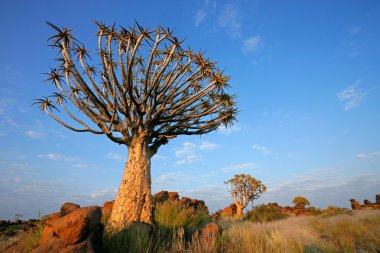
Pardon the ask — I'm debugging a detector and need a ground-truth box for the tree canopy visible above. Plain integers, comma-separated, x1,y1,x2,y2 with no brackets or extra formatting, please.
292,196,310,207
34,21,238,155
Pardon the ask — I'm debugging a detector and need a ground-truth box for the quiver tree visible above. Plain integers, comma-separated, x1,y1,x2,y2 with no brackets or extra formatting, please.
224,174,266,219
34,21,238,232
292,196,310,208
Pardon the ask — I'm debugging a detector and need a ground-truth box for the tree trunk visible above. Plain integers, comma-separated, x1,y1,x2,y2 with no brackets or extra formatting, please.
106,138,152,232
236,205,244,219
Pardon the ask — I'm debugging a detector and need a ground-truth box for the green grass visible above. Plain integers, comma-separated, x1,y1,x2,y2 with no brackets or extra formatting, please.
246,203,290,223
154,200,211,232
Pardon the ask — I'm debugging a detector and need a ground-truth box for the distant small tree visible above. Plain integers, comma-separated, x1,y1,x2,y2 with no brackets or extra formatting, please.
224,174,266,219
292,196,310,208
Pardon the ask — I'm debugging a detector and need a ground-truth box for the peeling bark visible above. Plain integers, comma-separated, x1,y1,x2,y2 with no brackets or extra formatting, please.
106,138,152,232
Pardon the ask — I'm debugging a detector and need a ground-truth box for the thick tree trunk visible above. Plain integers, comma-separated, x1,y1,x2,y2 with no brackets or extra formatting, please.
106,138,152,232
236,205,244,219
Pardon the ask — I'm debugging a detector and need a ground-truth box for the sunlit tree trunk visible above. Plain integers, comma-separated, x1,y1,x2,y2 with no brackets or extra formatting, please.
106,138,152,232
236,205,244,219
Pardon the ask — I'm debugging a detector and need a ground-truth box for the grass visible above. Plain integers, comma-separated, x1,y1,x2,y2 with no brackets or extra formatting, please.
246,203,290,223
154,200,211,232
101,206,380,253
0,222,42,253
102,200,211,253
6,208,379,252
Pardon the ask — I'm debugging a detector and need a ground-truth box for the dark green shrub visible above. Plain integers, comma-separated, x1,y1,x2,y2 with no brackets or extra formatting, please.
246,204,289,223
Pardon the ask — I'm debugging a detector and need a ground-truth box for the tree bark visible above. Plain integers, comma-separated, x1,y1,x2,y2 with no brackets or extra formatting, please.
236,205,244,219
106,138,152,232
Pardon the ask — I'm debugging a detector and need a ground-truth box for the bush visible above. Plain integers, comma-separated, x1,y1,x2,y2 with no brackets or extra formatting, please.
307,207,322,216
246,204,289,223
154,201,210,232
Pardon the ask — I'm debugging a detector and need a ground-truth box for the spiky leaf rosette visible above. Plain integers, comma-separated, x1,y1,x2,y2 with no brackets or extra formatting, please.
35,21,238,154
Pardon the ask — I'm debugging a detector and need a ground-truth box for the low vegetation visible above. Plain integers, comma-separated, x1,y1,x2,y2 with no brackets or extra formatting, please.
102,209,380,253
246,203,289,223
3,208,380,253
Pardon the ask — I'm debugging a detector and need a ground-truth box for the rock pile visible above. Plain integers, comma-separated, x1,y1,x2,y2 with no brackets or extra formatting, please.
152,190,209,213
33,203,102,253
350,195,380,210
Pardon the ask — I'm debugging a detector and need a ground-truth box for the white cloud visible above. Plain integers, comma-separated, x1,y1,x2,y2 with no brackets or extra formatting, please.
200,141,218,151
252,144,271,155
37,153,77,162
356,151,380,160
194,9,207,27
174,141,216,165
25,130,44,139
337,82,366,111
218,124,241,136
72,163,89,169
243,36,262,53
155,171,195,183
175,142,196,158
90,188,117,199
106,152,124,161
217,4,242,39
174,142,202,165
222,163,255,172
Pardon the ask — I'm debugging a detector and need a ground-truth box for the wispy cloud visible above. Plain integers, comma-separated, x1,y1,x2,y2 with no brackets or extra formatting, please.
0,97,15,115
106,152,124,161
175,142,202,165
218,124,241,136
222,163,255,172
174,141,217,165
194,9,207,27
337,82,366,111
199,141,218,151
37,153,77,162
252,144,271,155
356,151,380,160
217,4,242,39
155,171,195,183
25,130,44,139
72,163,89,169
242,36,262,53
89,188,117,199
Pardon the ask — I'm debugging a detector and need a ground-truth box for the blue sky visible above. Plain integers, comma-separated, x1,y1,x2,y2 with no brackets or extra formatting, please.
1,0,379,220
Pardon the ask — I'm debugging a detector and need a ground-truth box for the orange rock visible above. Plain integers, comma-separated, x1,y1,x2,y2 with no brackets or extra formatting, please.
53,206,101,245
168,192,179,201
60,202,80,215
221,204,237,215
153,191,169,203
201,222,222,239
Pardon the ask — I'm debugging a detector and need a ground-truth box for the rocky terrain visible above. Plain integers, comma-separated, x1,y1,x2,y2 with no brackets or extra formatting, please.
1,193,380,252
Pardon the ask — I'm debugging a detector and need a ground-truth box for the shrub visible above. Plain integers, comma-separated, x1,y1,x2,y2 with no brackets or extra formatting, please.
246,204,289,223
307,207,322,216
154,201,210,232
